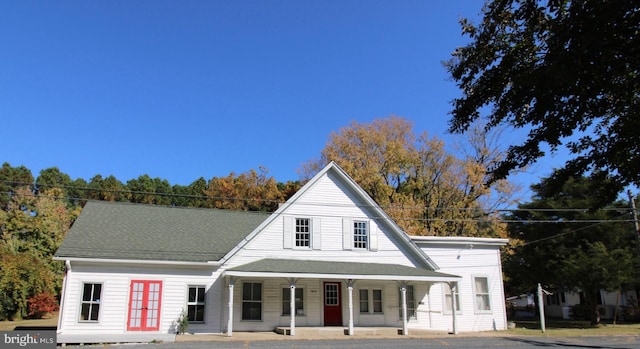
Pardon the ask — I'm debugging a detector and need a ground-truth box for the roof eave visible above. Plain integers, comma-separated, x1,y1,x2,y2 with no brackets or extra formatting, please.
222,270,460,282
411,236,509,246
54,256,221,266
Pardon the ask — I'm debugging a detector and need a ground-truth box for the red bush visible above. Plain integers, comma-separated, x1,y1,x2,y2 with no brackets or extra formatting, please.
27,292,59,319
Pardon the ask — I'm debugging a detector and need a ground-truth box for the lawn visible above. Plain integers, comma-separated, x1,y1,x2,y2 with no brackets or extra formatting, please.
508,319,640,336
1,315,638,337
0,313,58,331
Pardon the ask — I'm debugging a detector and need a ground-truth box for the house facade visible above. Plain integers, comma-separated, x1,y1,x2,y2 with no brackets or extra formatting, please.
54,162,508,344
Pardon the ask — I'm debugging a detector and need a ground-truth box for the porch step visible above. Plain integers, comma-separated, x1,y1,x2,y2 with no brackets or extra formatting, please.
275,326,402,336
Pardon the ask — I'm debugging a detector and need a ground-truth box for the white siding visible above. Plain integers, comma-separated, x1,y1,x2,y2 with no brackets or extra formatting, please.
413,243,508,332
58,262,224,341
225,171,420,269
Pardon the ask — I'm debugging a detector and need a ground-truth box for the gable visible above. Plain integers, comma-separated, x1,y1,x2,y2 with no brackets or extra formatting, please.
224,162,438,270
55,201,270,263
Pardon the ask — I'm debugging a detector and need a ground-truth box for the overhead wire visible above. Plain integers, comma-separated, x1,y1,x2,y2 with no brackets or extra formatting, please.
1,179,635,217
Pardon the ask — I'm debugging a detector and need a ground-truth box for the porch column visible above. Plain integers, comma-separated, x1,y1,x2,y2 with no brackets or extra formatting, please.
347,279,355,336
227,278,235,337
400,282,408,336
289,279,297,336
449,282,458,335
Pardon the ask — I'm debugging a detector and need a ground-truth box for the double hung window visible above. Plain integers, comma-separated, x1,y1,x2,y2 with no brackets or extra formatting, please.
282,287,304,315
473,277,491,312
242,282,262,321
80,283,102,322
187,286,205,322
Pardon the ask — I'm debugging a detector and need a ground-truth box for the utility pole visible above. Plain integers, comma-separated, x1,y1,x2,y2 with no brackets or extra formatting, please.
537,283,546,333
628,190,640,249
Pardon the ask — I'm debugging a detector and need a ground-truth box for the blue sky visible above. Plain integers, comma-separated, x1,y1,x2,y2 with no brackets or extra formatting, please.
1,0,563,196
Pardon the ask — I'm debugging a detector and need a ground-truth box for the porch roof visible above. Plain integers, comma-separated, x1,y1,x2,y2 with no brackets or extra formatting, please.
223,258,460,282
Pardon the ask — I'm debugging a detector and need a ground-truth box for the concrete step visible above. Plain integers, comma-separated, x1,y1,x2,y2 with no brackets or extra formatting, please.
275,326,403,336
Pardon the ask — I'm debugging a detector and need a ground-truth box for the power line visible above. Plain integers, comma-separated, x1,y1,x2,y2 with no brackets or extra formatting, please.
1,191,635,225
2,179,635,215
520,212,634,246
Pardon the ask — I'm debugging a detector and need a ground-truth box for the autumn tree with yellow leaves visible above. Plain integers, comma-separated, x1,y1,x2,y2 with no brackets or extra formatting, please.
301,116,514,237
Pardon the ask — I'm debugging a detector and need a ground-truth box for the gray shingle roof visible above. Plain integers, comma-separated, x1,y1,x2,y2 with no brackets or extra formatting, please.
226,258,459,279
55,201,270,262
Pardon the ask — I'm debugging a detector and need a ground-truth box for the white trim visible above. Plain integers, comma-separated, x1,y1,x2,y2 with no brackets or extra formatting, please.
223,270,460,282
411,236,509,246
53,256,218,266
472,275,493,314
443,282,462,315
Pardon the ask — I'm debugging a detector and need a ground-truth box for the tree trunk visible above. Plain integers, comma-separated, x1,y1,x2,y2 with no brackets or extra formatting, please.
586,290,601,326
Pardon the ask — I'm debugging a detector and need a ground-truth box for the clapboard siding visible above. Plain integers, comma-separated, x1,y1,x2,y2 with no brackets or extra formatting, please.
226,171,419,270
59,262,223,341
413,242,508,332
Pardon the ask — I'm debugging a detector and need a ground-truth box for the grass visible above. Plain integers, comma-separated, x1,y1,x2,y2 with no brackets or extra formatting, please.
0,313,59,331
507,318,640,336
1,314,638,337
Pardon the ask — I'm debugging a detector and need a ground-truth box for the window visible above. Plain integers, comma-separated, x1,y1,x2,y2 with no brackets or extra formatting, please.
242,282,262,321
353,221,368,249
473,277,491,312
444,282,461,313
398,285,416,319
295,218,310,247
187,286,206,322
359,289,369,313
360,289,383,313
372,289,383,313
282,287,304,315
80,283,102,322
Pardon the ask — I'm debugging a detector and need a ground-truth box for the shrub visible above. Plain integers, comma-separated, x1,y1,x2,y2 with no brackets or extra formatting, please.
27,292,59,319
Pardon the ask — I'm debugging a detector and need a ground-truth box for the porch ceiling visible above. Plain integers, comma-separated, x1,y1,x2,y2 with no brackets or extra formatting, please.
223,258,460,282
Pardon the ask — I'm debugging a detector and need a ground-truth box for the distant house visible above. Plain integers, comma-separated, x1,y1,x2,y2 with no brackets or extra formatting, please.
54,162,508,344
543,289,640,320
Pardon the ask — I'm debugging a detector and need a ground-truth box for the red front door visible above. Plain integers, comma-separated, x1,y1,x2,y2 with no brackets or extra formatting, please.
323,282,342,326
127,280,162,331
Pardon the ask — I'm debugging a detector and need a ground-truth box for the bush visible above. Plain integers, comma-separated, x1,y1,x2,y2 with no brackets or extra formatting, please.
27,292,59,319
620,297,640,322
570,304,590,320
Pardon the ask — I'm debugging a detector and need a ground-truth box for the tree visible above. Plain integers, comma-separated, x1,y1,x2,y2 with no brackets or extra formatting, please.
447,0,640,193
301,116,512,237
0,186,79,319
203,167,284,211
503,172,639,324
0,163,34,208
35,167,72,196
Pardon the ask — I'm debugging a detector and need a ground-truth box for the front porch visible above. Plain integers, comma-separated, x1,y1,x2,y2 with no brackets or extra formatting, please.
274,325,403,336
222,258,461,336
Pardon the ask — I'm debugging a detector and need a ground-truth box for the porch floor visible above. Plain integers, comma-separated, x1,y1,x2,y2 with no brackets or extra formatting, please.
275,326,403,336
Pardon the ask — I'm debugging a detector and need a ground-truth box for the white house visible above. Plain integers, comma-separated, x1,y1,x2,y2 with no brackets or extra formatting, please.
543,289,640,320
54,162,508,344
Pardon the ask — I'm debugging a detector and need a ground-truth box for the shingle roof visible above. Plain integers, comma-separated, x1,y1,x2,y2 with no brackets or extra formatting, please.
55,201,270,262
226,258,459,280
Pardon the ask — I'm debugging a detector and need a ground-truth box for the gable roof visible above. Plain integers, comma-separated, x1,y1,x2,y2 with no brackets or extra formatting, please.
55,201,270,263
221,162,439,270
224,258,459,282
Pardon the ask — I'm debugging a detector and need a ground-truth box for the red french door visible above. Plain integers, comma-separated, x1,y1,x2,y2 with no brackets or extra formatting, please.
127,280,162,331
323,282,342,326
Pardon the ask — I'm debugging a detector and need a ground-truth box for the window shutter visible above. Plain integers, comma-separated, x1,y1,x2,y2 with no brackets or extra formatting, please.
283,216,293,249
312,218,322,250
342,218,352,250
369,220,378,251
